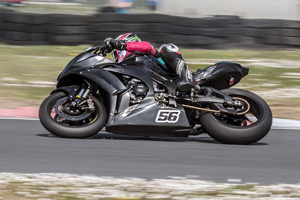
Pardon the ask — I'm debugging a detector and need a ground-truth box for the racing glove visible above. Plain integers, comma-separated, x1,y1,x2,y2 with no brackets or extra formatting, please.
103,38,127,51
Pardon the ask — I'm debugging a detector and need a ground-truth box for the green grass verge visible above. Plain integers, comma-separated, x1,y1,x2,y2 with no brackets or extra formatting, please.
0,44,299,120
181,49,300,60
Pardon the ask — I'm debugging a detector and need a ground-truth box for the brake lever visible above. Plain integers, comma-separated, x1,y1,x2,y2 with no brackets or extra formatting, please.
94,46,100,54
101,50,107,57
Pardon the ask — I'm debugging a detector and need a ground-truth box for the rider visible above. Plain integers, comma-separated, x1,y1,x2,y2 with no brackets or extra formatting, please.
103,33,195,92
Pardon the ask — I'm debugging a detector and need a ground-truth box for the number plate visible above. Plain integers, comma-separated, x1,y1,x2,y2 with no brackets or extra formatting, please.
155,110,181,123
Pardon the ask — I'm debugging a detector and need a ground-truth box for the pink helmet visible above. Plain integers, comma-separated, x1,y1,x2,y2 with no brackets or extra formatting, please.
113,33,141,62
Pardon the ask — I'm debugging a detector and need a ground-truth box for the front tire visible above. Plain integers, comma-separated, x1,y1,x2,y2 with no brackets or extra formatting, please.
199,89,272,144
39,92,107,138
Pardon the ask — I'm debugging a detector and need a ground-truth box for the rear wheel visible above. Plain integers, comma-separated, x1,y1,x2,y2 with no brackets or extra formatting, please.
39,92,107,138
199,89,272,144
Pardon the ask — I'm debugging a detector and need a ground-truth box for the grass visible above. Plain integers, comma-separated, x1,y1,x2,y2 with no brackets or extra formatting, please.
183,50,300,120
181,49,300,60
0,44,299,120
0,177,300,200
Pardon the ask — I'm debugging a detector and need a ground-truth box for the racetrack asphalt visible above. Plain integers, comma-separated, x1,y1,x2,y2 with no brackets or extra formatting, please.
0,107,299,129
0,118,300,184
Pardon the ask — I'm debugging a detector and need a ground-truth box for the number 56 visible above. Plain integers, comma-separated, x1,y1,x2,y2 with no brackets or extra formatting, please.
155,110,180,123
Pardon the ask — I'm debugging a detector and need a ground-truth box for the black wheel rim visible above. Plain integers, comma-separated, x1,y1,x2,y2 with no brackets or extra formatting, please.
213,94,263,127
47,95,99,127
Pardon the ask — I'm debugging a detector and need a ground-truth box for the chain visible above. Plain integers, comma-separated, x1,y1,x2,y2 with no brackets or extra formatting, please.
154,94,250,115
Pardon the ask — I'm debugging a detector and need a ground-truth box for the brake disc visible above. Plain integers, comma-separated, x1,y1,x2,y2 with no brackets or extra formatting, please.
54,97,91,121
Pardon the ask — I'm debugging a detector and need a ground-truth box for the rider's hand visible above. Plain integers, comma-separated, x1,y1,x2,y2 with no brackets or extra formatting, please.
103,37,114,47
103,37,126,51
103,37,114,52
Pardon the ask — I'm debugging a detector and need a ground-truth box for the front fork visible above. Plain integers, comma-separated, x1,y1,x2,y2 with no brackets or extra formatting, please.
76,87,91,99
66,80,95,111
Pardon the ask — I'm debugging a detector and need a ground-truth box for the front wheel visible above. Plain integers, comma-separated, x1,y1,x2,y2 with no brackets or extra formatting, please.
199,89,272,144
39,92,107,138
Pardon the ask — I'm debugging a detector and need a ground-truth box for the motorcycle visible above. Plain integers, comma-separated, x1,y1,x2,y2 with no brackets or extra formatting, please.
39,45,272,144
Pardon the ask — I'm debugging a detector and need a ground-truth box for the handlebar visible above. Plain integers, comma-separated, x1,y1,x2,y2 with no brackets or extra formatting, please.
85,45,112,57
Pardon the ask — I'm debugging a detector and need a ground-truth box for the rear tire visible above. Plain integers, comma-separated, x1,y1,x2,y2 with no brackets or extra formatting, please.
39,92,107,138
199,89,272,144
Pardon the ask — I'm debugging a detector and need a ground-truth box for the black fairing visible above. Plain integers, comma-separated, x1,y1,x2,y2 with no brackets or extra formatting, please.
106,104,190,137
197,61,249,90
122,55,177,78
102,56,190,136
53,51,248,137
57,52,114,81
55,53,190,137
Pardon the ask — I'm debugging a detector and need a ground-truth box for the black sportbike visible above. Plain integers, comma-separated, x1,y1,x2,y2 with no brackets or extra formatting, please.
39,45,272,144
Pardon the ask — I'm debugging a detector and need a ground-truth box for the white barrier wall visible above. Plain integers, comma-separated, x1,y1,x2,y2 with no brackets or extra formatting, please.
159,0,300,20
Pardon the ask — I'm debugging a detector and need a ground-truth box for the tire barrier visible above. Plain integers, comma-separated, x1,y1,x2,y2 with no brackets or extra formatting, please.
47,14,92,45
0,10,49,45
89,13,171,45
1,8,300,48
243,18,300,47
0,9,43,44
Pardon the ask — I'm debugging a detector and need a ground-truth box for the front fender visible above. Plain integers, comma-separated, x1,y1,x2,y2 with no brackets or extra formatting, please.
51,85,80,96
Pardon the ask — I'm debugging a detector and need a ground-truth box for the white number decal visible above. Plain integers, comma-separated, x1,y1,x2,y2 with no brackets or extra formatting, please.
155,110,180,123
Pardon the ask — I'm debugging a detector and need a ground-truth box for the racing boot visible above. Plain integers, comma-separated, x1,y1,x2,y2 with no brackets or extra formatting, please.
175,59,195,92
159,43,196,92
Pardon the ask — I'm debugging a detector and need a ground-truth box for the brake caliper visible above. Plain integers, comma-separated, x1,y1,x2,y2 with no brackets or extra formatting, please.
87,98,95,112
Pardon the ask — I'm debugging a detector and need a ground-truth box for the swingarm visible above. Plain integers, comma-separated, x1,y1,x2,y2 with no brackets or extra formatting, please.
155,87,250,115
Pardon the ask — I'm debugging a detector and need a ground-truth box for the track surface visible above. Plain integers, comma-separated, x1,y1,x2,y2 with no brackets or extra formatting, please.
0,119,300,184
